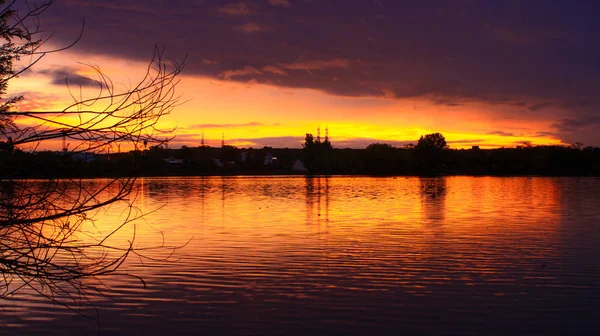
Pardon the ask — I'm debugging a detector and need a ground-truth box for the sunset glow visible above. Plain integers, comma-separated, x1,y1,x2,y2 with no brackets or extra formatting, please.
10,53,566,151
7,0,598,151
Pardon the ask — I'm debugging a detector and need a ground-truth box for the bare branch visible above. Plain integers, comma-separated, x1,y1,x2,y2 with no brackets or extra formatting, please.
1,0,185,309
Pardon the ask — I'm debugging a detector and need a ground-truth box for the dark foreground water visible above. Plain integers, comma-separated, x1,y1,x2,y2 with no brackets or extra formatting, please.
1,176,600,335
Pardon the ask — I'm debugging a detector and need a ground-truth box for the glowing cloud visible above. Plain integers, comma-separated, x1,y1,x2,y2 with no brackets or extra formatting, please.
218,2,252,16
219,66,263,80
279,59,350,71
233,22,262,33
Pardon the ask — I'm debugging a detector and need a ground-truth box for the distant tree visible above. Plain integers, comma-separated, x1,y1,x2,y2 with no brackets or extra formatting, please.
414,133,447,174
221,144,238,162
303,133,315,149
179,145,195,162
415,133,447,151
363,143,398,174
365,143,396,151
303,133,316,172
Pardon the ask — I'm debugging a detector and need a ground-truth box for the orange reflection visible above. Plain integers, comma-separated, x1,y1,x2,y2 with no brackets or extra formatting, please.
3,177,567,298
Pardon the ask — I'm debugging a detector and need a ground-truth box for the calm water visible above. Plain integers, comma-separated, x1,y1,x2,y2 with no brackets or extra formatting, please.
1,176,600,335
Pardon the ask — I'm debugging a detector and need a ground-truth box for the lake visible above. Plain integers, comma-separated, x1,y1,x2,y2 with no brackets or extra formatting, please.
1,176,600,335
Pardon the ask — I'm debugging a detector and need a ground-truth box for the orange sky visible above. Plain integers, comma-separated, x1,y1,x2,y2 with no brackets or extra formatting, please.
8,51,566,151
6,0,600,151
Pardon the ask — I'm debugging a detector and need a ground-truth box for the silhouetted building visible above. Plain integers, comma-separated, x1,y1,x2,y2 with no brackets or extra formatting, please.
264,152,277,165
293,160,308,171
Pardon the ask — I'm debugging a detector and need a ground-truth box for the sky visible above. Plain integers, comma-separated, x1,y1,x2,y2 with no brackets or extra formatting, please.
7,0,600,149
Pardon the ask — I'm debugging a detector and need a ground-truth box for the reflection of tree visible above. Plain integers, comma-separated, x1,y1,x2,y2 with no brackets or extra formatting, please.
419,177,447,225
305,176,330,227
1,1,183,306
1,180,140,299
305,177,314,224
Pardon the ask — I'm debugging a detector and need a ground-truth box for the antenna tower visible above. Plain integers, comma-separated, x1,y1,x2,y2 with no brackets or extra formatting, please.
201,132,205,146
222,133,225,148
317,126,321,142
325,125,329,142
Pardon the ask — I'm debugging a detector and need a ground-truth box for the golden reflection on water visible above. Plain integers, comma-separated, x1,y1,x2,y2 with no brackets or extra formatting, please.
65,176,568,277
3,176,598,335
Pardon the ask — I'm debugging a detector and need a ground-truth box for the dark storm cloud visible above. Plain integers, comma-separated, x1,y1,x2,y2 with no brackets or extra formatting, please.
40,1,600,135
268,0,292,8
526,103,553,112
37,67,98,88
433,98,464,107
534,131,559,138
560,100,598,109
551,116,600,133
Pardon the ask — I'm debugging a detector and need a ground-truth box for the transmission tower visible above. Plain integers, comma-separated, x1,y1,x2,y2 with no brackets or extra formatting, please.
317,126,321,142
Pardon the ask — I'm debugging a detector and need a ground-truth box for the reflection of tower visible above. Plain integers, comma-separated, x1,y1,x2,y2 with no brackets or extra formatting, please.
325,176,329,223
317,126,321,142
221,133,225,148
221,176,225,226
317,177,321,224
305,177,330,230
200,177,205,227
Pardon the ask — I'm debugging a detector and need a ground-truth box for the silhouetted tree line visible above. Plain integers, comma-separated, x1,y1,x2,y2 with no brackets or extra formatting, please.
5,133,600,177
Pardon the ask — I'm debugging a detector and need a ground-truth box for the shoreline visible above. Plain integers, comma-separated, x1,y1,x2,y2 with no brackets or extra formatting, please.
7,173,600,179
